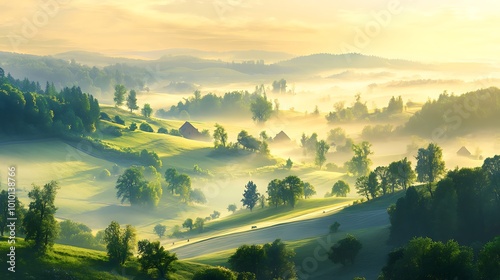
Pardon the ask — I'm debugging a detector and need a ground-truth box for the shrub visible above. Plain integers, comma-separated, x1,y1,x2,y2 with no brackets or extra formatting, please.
103,126,122,137
158,127,168,134
129,122,137,131
139,122,154,132
100,112,112,121
329,221,341,233
169,129,182,136
114,115,125,125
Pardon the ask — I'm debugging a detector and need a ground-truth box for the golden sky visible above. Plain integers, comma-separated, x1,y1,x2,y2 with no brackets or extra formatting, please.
1,0,499,62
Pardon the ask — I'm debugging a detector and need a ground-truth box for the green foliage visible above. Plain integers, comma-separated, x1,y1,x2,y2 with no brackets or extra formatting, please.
126,89,139,112
266,176,305,208
387,157,416,192
210,210,221,219
139,122,154,132
190,188,207,204
386,96,403,114
315,140,330,169
300,132,318,155
478,237,500,280
169,128,182,136
355,176,370,201
250,94,273,122
103,221,136,265
165,168,192,202
129,122,137,131
328,234,362,266
380,237,474,280
153,224,167,238
213,123,228,148
327,127,347,146
237,130,262,152
141,103,153,118
416,143,446,196
241,181,260,211
99,112,111,121
193,266,237,280
329,221,341,233
23,181,60,252
367,171,380,199
326,94,368,123
157,127,168,134
137,239,178,279
303,182,316,199
58,220,104,251
332,180,350,197
227,204,237,213
193,164,212,177
114,115,125,125
182,218,194,231
361,124,393,141
346,141,373,177
194,217,205,232
0,190,25,236
114,84,126,107
285,158,293,170
229,239,296,280
140,149,162,168
115,166,162,207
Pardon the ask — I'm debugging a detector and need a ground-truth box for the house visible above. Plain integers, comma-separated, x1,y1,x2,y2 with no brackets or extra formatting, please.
273,131,291,142
457,146,471,157
179,121,202,139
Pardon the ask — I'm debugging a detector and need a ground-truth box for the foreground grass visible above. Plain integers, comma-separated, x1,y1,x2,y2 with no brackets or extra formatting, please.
0,237,208,280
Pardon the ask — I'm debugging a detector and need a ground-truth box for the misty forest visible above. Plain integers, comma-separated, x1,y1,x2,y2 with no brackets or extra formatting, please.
1,1,500,280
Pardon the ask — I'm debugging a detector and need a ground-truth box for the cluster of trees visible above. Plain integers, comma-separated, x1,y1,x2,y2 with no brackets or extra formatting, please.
115,166,163,208
326,94,368,123
0,78,100,135
379,237,500,280
327,127,353,153
113,84,153,118
164,168,206,204
228,239,296,279
58,220,105,250
300,133,330,168
404,87,500,137
361,124,394,141
182,217,206,233
272,78,287,93
388,155,500,245
212,124,271,155
157,90,266,120
328,234,363,266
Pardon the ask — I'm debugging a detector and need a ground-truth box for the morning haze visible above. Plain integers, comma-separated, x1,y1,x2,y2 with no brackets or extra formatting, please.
0,0,499,279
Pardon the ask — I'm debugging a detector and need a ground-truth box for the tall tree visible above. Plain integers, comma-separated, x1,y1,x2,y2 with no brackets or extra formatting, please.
267,179,283,208
194,217,205,232
137,240,178,279
331,180,350,197
281,176,305,208
303,182,316,199
23,181,60,252
104,221,136,265
328,234,363,266
241,181,260,211
213,123,228,148
114,84,126,107
347,141,373,177
374,166,390,195
153,224,167,238
355,176,370,200
416,143,446,197
182,218,193,231
367,171,380,199
141,103,153,118
126,89,139,112
250,94,273,122
315,140,330,169
115,167,147,206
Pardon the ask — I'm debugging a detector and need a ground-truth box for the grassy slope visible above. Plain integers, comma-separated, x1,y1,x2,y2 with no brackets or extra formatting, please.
0,237,208,280
187,192,405,280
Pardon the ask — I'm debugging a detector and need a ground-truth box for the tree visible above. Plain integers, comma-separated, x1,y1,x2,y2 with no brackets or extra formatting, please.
141,103,153,118
137,239,178,279
241,181,260,211
315,140,330,169
153,224,167,238
332,180,350,197
416,143,446,197
478,237,500,280
213,123,228,148
126,89,139,112
0,190,24,236
303,182,316,199
114,84,126,107
193,267,237,280
267,179,283,207
227,204,237,213
367,171,380,199
129,122,137,131
328,234,362,266
237,130,261,152
164,168,192,202
259,195,266,208
182,218,193,231
374,166,390,195
194,217,205,232
285,158,293,170
346,141,373,177
380,237,474,280
229,244,265,278
355,176,370,200
210,210,221,219
104,221,136,265
23,181,60,252
281,176,304,208
250,94,273,122
190,188,207,204
115,167,147,206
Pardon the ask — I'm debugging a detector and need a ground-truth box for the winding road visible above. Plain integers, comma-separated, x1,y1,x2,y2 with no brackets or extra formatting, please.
171,208,389,259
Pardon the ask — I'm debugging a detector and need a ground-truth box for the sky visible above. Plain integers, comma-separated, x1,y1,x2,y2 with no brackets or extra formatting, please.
1,0,499,62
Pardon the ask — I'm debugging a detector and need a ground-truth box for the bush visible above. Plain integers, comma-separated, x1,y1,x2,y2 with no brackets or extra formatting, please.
169,129,182,136
129,122,137,131
158,127,168,134
100,112,112,121
114,115,125,125
139,122,154,132
328,234,362,266
103,126,122,137
329,222,340,233
193,267,237,280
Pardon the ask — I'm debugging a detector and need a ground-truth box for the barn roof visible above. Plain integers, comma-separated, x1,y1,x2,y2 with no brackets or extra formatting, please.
457,146,471,156
274,131,291,142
